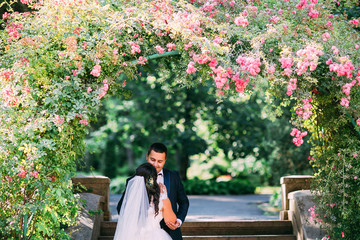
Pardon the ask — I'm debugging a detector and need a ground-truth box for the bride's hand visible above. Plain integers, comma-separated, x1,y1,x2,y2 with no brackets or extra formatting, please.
159,183,167,195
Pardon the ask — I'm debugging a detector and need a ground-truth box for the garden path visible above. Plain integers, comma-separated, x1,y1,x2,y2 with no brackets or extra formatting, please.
109,194,279,221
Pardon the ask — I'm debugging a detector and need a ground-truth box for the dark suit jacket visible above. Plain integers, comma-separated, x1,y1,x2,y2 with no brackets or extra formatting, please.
116,168,189,240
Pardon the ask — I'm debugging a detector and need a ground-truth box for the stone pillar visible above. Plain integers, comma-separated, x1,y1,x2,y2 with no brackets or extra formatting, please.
280,175,314,220
72,176,111,221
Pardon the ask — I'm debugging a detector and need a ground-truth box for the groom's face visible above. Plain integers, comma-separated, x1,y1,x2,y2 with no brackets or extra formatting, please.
146,150,166,173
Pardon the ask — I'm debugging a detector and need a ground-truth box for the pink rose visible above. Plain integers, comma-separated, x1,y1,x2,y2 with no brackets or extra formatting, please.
234,17,249,27
290,128,300,136
331,46,339,54
79,119,89,125
137,56,148,65
186,62,197,74
322,32,330,41
340,97,350,108
90,64,101,77
18,168,27,177
308,9,319,19
184,42,193,51
293,137,304,146
128,41,141,54
155,45,165,54
58,52,65,58
166,43,176,51
209,58,218,68
54,115,64,125
5,175,12,181
279,57,293,69
30,171,39,178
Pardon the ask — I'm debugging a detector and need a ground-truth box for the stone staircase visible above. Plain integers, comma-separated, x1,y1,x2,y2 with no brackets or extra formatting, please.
98,220,296,240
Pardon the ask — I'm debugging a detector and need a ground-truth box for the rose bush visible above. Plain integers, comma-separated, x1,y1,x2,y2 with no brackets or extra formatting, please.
0,0,359,238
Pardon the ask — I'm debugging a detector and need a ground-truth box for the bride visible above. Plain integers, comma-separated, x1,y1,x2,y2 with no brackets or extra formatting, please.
114,163,177,240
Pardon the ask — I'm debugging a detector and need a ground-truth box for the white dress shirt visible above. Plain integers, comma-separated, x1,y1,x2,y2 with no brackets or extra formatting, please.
157,169,164,184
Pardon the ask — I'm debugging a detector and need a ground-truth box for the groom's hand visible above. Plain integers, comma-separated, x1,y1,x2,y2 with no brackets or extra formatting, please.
166,220,180,230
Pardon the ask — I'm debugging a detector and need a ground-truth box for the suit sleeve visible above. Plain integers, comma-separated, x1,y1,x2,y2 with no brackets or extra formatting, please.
116,177,130,214
116,190,125,214
175,171,189,222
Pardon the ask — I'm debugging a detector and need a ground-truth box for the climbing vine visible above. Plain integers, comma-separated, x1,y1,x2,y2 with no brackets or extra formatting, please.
0,0,359,238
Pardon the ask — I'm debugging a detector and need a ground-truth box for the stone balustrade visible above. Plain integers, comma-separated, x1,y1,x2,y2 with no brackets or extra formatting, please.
72,176,111,221
280,175,314,220
279,175,328,240
65,193,104,240
288,190,326,240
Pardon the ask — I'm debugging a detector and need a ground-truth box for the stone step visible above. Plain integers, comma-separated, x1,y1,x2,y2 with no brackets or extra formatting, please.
99,235,296,240
98,237,113,240
183,235,296,240
181,221,293,235
99,220,293,236
100,221,116,236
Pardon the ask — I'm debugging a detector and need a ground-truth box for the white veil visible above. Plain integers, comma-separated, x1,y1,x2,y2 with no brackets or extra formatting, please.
114,176,150,240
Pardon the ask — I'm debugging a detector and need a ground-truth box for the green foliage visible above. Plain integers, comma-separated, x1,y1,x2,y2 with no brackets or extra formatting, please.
262,106,313,184
311,146,360,239
183,178,256,195
84,73,312,185
109,176,127,194
0,0,359,238
269,190,282,210
88,209,103,216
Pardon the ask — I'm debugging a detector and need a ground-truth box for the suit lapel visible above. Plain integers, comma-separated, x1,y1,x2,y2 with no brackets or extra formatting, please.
164,169,171,196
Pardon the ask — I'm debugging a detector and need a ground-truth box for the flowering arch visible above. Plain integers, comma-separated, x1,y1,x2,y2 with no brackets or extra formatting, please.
0,0,360,238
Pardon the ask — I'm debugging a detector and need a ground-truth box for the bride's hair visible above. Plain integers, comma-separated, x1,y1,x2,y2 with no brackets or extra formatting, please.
135,163,160,216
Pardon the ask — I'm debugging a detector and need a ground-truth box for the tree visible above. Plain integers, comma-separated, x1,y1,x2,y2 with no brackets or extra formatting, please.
84,63,311,183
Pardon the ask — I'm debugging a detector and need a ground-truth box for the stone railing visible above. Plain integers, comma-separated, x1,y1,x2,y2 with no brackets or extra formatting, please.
66,176,111,240
72,176,111,221
288,190,327,240
280,175,314,221
280,175,327,240
65,192,104,240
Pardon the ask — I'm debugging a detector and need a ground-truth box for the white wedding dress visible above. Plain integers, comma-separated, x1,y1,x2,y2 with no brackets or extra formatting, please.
114,176,172,240
139,194,172,240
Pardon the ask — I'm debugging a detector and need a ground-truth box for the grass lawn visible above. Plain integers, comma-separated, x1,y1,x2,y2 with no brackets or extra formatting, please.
255,186,281,194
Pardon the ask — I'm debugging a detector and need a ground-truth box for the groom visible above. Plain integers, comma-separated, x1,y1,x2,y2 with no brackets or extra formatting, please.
116,142,190,240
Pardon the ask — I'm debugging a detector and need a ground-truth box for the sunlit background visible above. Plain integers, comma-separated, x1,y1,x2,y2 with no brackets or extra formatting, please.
76,62,313,197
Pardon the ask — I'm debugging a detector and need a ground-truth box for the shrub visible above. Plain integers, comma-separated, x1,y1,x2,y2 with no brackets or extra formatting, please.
109,176,127,195
183,179,256,195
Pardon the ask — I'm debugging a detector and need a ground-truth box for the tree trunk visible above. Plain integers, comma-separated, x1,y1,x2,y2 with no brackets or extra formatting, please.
125,140,135,172
176,149,189,181
104,138,117,178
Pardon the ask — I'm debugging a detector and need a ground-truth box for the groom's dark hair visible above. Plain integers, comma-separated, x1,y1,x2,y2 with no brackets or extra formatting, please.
147,142,168,158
